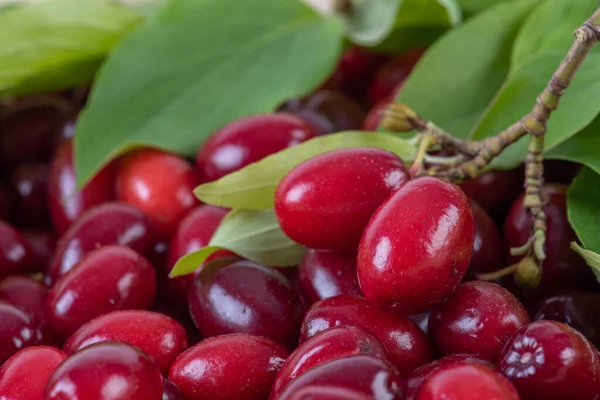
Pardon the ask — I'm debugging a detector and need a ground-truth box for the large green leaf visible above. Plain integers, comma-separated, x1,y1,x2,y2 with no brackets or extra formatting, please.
397,0,538,138
456,0,506,16
0,0,142,97
74,0,343,186
568,167,600,254
195,131,417,210
547,118,600,175
570,243,600,284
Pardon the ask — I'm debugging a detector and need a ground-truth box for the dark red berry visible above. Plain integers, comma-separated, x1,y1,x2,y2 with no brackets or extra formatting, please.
169,334,289,400
46,245,157,338
368,49,423,105
358,177,474,315
275,148,409,252
44,341,163,400
22,229,56,268
189,259,303,349
0,275,48,324
498,320,600,400
298,249,362,305
0,346,66,400
196,114,316,183
46,202,156,286
162,378,182,400
8,162,50,227
286,386,372,400
0,221,38,277
271,326,386,399
0,303,47,364
544,160,581,184
460,167,523,219
116,149,197,239
300,295,433,374
0,184,10,220
468,199,503,276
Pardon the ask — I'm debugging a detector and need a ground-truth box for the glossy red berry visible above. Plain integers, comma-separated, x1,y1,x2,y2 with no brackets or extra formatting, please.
298,249,362,305
358,177,474,315
48,139,116,235
116,149,197,239
169,334,289,400
276,355,403,400
368,49,423,105
362,96,392,131
44,341,163,400
468,199,503,276
286,386,372,400
0,346,66,400
0,303,47,364
196,114,316,183
270,326,386,399
0,221,38,277
428,281,530,361
416,363,520,400
275,148,409,252
460,167,523,218
46,245,157,338
46,202,156,286
63,310,188,375
300,295,433,374
8,162,50,227
189,259,303,349
0,275,48,324
498,320,600,400
22,229,56,268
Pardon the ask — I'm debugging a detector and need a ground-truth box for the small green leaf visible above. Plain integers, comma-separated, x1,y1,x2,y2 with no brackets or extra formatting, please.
74,0,343,187
170,209,304,277
570,243,600,284
342,0,402,46
0,0,142,96
567,167,600,253
546,118,600,175
195,131,417,210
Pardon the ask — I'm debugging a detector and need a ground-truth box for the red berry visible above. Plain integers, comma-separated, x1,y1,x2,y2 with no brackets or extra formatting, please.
460,167,523,218
8,162,50,227
63,310,188,375
189,259,303,349
300,295,433,374
368,49,423,105
358,177,474,315
416,363,520,400
0,275,48,324
0,303,47,364
298,249,362,305
467,199,503,276
22,229,56,268
0,221,38,277
46,202,156,286
362,96,392,131
116,149,197,239
275,148,409,252
44,341,163,400
498,320,600,400
169,333,289,400
0,184,10,221
196,114,316,183
0,346,66,400
276,355,403,400
286,386,372,400
271,326,386,399
46,245,156,338
48,139,116,235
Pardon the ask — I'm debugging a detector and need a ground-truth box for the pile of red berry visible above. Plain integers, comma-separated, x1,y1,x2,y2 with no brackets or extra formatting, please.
0,46,597,400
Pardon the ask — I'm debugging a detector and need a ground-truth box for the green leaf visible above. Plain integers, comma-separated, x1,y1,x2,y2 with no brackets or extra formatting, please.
570,243,600,284
195,131,417,210
546,117,600,175
170,209,304,277
567,167,600,253
74,0,343,187
0,0,142,97
397,0,538,138
456,0,506,16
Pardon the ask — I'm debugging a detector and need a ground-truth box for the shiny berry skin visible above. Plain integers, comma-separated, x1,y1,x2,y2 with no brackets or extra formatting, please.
287,386,372,400
162,378,182,400
498,320,600,400
275,148,409,252
44,341,163,400
196,114,316,183
460,167,523,219
429,281,530,361
0,303,46,364
404,354,495,400
116,149,197,239
271,326,386,399
46,202,156,286
0,346,66,400
64,310,188,375
169,334,289,400
358,177,474,315
0,221,38,277
298,249,362,305
8,162,50,227
22,229,56,268
504,185,596,293
46,245,157,339
189,259,303,349
0,275,48,323
468,199,503,276
416,363,520,400
48,139,116,235
300,295,433,374
368,49,423,105
276,355,403,400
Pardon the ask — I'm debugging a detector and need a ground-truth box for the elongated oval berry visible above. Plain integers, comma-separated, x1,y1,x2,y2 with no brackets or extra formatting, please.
277,355,403,400
270,326,386,399
63,310,188,375
0,275,48,324
358,177,474,315
300,295,433,374
0,303,46,364
429,281,530,361
44,341,163,400
287,386,372,400
46,245,157,338
46,202,156,286
0,346,66,400
0,221,38,277
169,334,289,400
498,320,600,400
468,199,503,276
275,148,409,252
